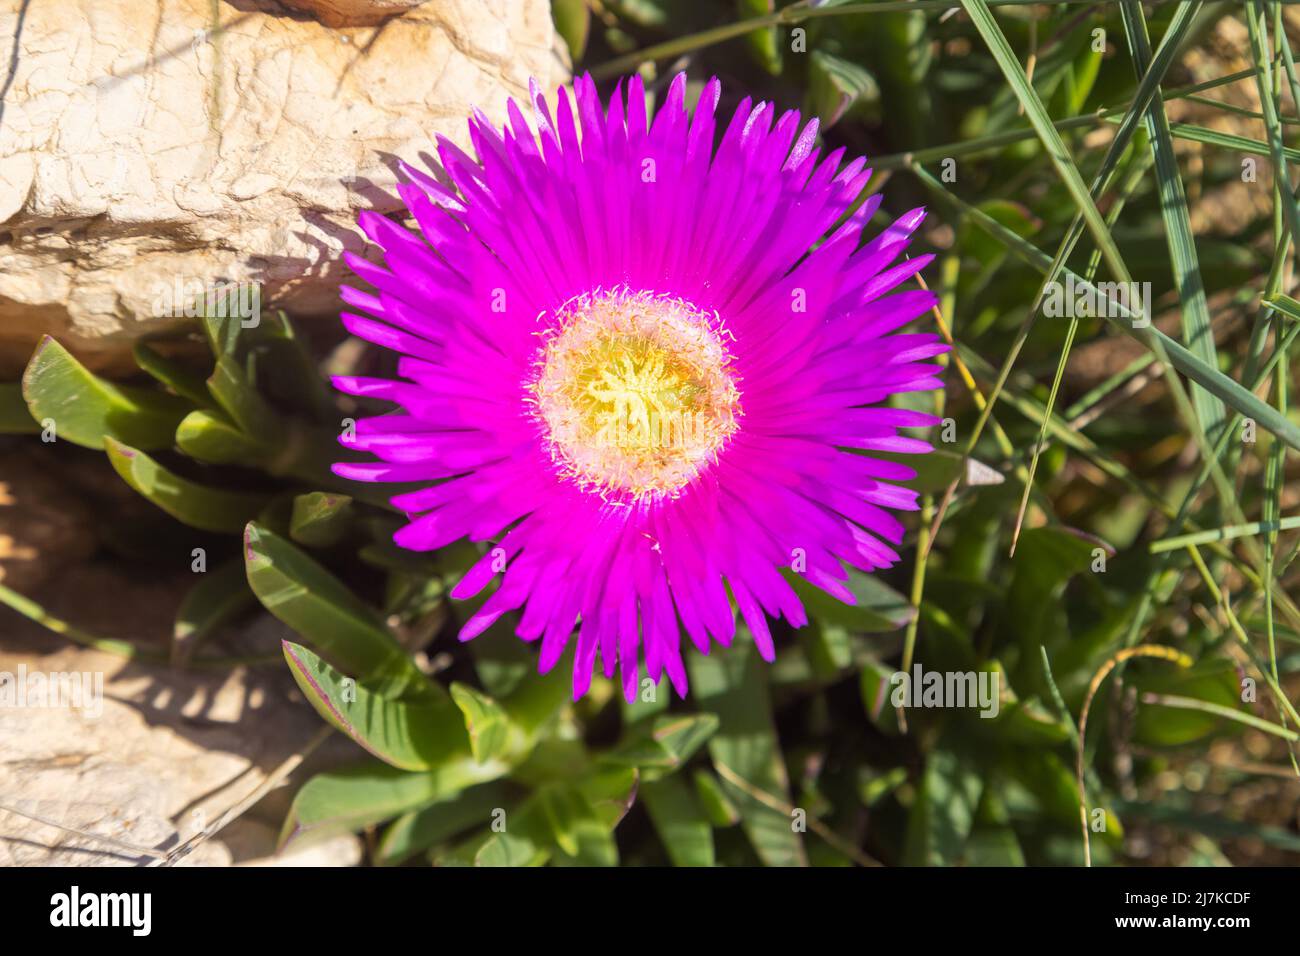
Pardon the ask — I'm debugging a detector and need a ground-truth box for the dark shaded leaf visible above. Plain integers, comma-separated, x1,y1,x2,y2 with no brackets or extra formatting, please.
689,639,807,866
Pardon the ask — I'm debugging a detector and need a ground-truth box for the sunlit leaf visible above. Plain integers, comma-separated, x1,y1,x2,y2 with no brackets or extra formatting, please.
245,522,433,697
105,438,270,533
23,337,190,449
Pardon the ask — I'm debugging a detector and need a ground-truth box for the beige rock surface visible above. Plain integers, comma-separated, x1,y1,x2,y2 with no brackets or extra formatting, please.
0,0,568,376
0,637,355,865
0,544,361,866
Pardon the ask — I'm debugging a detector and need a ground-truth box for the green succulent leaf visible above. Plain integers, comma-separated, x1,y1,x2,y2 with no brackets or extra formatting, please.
175,409,268,465
289,492,354,548
1130,659,1246,747
0,382,38,434
23,337,191,450
806,50,879,128
539,782,620,866
450,683,514,764
643,774,716,867
964,789,1026,866
693,769,740,827
903,745,983,866
860,658,904,736
280,760,464,850
551,0,590,62
605,712,718,779
473,830,549,867
244,522,433,698
283,640,502,777
252,312,338,424
132,342,214,407
375,781,514,866
207,355,285,445
104,437,270,533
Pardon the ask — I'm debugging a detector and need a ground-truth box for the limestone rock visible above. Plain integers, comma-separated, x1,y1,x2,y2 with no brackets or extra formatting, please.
0,556,360,866
0,0,569,376
0,639,349,865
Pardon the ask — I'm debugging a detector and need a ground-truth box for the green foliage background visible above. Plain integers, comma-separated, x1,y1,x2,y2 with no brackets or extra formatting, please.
3,0,1299,866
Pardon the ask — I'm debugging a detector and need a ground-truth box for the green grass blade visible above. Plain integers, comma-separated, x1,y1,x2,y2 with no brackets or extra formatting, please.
1119,0,1224,440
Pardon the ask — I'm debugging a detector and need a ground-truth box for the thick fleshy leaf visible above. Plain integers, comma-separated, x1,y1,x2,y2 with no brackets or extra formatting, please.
473,831,549,867
175,409,268,464
1004,526,1111,693
805,619,853,679
540,779,623,867
252,312,339,424
375,781,514,866
551,0,590,61
450,683,513,764
23,337,190,449
0,382,38,434
964,790,1026,866
104,438,270,533
283,640,503,778
1002,747,1121,846
245,522,433,697
806,50,879,127
435,770,631,867
133,341,213,407
604,713,718,779
1131,659,1244,746
432,791,556,867
498,668,572,738
643,774,716,867
289,492,354,548
859,658,904,736
693,769,741,827
280,760,455,849
207,355,284,445
993,697,1074,747
651,713,719,766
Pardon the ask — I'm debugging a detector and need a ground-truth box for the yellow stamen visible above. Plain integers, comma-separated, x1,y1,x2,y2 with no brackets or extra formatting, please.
528,288,741,502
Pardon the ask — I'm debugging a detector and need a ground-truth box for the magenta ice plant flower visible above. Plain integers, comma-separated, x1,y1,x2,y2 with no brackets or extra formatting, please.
333,73,947,701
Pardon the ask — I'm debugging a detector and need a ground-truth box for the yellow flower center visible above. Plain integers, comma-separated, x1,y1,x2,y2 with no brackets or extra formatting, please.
529,289,741,502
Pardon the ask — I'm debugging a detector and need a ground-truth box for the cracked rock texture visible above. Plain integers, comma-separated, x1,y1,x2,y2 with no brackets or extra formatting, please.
0,0,568,376
0,610,360,865
0,444,365,865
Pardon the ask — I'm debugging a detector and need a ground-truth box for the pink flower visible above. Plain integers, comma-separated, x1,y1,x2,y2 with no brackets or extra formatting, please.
333,73,947,701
